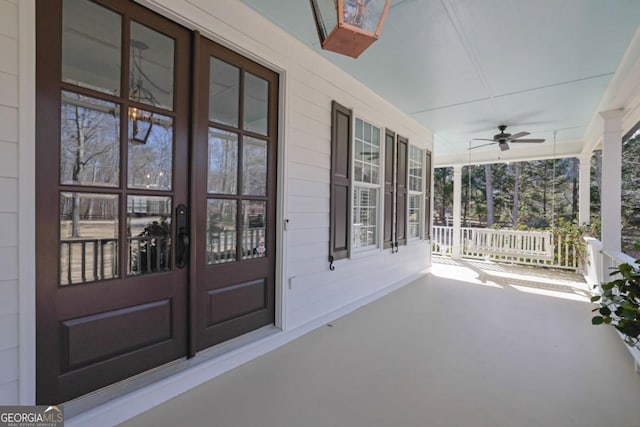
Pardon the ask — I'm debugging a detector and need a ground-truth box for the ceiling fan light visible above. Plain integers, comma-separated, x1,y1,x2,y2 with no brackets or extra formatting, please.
498,141,509,151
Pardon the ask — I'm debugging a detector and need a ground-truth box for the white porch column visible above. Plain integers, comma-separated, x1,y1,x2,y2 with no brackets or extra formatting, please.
578,154,591,226
452,165,462,259
599,109,625,252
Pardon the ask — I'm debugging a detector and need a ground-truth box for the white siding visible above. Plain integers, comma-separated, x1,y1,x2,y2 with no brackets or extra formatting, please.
0,0,19,405
0,280,18,315
0,381,18,405
0,1,18,40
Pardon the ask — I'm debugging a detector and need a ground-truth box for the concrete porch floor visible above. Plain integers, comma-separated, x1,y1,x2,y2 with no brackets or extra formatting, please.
120,260,640,427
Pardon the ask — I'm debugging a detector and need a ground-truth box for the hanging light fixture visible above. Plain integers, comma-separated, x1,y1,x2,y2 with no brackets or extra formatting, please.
129,39,154,145
309,0,391,58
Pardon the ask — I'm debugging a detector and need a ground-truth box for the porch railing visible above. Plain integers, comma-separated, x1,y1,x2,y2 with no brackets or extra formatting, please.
584,237,640,373
60,238,118,285
432,225,580,270
207,227,266,264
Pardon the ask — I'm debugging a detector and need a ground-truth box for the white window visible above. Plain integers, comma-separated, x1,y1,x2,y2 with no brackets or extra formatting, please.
353,118,381,249
408,145,424,239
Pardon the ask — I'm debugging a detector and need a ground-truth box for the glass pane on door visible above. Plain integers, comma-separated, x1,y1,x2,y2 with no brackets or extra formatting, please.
207,199,237,264
242,137,267,196
209,58,240,127
243,72,268,135
62,0,122,95
60,192,119,285
242,200,266,260
60,91,120,187
127,195,172,275
208,128,238,194
129,21,175,111
128,108,173,190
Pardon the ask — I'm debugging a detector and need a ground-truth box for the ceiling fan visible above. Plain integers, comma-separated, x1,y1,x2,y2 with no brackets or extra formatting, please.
471,125,545,151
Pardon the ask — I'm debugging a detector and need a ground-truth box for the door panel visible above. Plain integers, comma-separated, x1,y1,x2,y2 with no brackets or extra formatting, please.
36,0,190,404
194,38,278,351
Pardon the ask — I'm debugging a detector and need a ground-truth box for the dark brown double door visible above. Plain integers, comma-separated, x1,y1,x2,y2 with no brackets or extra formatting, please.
35,0,277,404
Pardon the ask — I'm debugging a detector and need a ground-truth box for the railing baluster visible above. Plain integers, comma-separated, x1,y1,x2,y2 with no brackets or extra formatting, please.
81,241,86,283
136,239,142,273
99,240,105,280
67,243,72,285
155,238,161,272
93,240,98,281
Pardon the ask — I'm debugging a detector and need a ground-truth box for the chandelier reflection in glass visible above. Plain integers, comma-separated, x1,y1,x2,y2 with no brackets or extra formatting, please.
310,0,391,58
129,39,155,145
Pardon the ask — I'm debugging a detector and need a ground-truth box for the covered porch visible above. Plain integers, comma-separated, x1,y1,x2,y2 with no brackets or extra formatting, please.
3,0,640,425
118,259,640,427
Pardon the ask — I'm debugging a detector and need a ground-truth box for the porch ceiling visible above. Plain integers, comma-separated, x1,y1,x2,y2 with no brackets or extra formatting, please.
241,0,640,165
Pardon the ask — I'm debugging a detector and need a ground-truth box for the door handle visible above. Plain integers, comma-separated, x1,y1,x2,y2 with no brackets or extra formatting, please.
176,204,189,269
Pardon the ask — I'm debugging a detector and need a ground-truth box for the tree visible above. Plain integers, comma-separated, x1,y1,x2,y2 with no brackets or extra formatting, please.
484,164,494,226
572,157,579,221
434,167,453,224
512,162,521,225
622,131,640,255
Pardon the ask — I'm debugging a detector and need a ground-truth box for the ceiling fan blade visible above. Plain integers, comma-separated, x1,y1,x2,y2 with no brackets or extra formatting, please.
511,138,545,143
469,142,497,150
472,138,496,142
508,131,529,140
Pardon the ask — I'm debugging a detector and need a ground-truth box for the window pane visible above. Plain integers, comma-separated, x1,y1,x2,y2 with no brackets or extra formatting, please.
127,196,172,276
354,119,381,185
364,122,372,142
209,57,240,127
244,72,269,135
62,0,121,95
409,194,421,239
128,108,173,190
130,21,174,111
207,199,237,264
355,118,363,140
409,146,424,192
355,139,363,161
243,137,268,196
208,128,238,194
370,165,379,184
353,186,378,249
242,201,266,260
61,92,120,187
60,192,118,285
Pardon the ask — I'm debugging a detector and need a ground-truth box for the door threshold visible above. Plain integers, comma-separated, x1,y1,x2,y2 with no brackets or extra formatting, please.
63,325,281,418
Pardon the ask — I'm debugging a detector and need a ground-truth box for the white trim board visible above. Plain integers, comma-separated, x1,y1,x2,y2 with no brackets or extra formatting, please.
17,0,36,405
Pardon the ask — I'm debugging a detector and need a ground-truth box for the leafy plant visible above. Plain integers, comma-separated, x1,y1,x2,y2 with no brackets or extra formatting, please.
549,217,588,267
591,260,640,349
135,216,171,273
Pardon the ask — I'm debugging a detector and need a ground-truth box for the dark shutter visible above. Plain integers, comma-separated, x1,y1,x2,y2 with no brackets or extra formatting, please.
383,129,396,249
424,150,432,240
329,101,352,266
396,136,408,247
